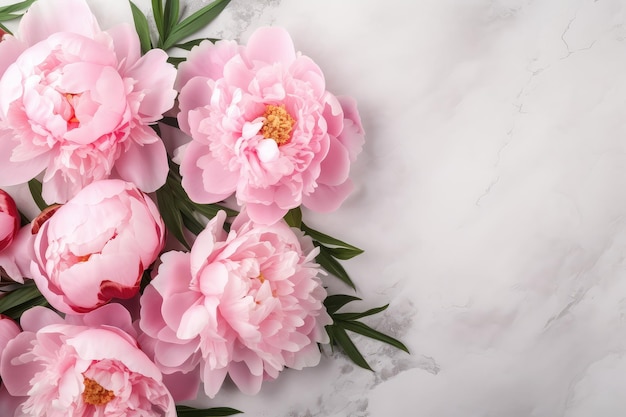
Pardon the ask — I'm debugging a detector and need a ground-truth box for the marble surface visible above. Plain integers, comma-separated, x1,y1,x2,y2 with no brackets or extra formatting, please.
184,0,626,416
6,0,626,415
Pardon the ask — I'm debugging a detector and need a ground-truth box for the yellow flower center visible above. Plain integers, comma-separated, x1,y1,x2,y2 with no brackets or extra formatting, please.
65,93,80,124
82,378,115,406
260,104,295,146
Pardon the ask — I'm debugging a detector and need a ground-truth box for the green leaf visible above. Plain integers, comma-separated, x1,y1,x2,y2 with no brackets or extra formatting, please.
340,320,410,354
187,201,237,220
156,182,190,249
302,223,363,253
167,56,185,67
316,245,356,290
326,325,372,371
0,21,11,34
175,405,243,416
130,1,153,54
333,304,389,321
162,0,231,50
0,12,23,20
0,283,48,320
0,0,36,15
28,179,48,211
152,0,165,41
283,207,302,228
324,294,361,315
174,37,218,50
324,246,365,260
164,0,180,37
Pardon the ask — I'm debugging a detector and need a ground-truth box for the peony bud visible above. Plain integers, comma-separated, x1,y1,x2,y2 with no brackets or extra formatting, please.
0,190,20,252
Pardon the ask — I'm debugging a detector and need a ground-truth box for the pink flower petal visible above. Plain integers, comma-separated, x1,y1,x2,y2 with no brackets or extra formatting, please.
302,180,354,212
1,332,42,396
180,141,237,203
246,201,287,225
126,48,177,122
0,36,26,81
114,131,168,193
0,129,48,186
20,305,64,332
245,27,296,66
316,136,351,186
18,0,100,45
106,24,140,71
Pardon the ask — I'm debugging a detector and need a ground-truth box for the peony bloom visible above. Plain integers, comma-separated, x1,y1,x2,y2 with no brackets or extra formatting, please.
0,304,176,416
176,27,364,225
0,0,177,204
140,210,331,397
31,179,165,314
0,189,19,252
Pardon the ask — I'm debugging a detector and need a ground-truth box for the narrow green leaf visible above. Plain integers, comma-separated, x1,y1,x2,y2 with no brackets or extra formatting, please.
174,37,218,50
164,0,180,36
28,179,47,211
162,0,231,50
316,245,356,290
325,246,364,260
283,207,302,228
333,304,389,322
175,405,243,416
152,0,165,41
302,222,362,252
0,0,36,15
341,320,410,354
326,325,372,371
189,202,237,220
0,283,43,314
324,294,361,315
3,294,49,320
0,21,11,35
167,56,185,67
0,12,23,20
156,184,190,249
130,1,152,54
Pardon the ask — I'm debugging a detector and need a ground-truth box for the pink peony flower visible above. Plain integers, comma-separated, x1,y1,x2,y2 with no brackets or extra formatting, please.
0,189,19,252
0,0,177,204
0,304,176,416
140,210,331,397
31,179,165,314
175,27,364,225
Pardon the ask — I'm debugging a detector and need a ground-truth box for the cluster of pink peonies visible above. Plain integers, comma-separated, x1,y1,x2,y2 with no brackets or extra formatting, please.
0,0,364,415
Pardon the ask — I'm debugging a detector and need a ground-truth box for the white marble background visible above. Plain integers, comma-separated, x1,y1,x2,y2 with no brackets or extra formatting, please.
6,0,626,415
178,0,626,416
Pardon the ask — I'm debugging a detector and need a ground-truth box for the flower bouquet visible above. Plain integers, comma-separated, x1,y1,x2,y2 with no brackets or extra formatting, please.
0,0,408,415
